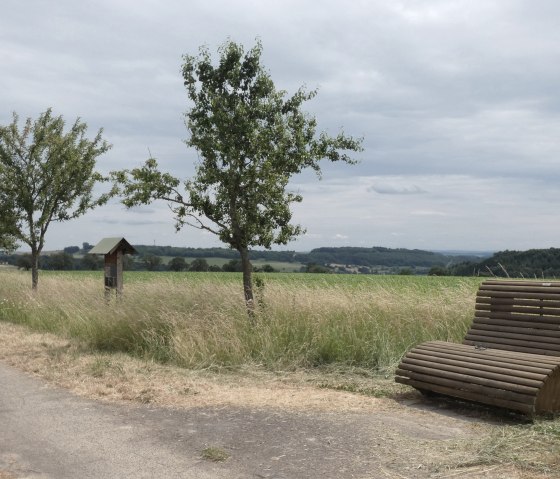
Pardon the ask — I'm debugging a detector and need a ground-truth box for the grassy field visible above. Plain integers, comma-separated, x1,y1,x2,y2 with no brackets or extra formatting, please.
0,269,481,371
2,270,560,476
158,256,304,272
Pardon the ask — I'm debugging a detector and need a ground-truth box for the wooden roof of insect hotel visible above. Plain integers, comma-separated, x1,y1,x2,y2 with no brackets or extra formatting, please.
88,237,137,255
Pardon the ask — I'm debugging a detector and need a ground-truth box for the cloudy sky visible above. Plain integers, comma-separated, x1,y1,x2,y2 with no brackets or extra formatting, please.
2,0,560,253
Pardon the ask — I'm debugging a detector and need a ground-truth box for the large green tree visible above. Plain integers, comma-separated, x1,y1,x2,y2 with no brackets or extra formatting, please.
0,109,112,289
114,40,362,308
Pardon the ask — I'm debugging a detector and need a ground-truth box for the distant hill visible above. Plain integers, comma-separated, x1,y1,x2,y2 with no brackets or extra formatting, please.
302,246,472,268
133,245,473,273
2,244,503,274
450,248,560,278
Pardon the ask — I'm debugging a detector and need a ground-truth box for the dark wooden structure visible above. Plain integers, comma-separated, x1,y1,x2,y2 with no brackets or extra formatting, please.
88,237,136,297
395,280,560,415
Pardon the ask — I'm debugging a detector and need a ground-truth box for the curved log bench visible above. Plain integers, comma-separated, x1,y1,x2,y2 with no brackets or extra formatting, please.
395,280,560,415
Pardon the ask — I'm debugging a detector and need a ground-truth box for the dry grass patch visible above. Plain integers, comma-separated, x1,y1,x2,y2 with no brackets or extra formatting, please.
0,321,397,412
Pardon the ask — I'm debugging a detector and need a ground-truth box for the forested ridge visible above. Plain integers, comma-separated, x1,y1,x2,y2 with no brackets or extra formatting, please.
133,245,474,267
7,244,560,277
450,248,560,278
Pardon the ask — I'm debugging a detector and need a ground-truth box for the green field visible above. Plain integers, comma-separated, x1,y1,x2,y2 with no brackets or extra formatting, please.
158,256,304,272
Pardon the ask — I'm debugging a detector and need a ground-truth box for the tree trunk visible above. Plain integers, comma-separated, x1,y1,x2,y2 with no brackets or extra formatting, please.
31,248,39,290
239,247,254,313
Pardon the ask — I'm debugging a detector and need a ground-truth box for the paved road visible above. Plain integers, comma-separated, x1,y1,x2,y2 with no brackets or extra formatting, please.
0,362,391,478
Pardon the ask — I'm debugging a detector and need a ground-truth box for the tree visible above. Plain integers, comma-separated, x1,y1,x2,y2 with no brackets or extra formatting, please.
0,183,18,252
15,254,32,271
0,232,17,253
222,259,242,272
168,256,188,272
142,254,162,271
63,245,80,254
114,40,362,310
189,258,209,272
81,253,102,271
0,109,112,289
42,252,75,270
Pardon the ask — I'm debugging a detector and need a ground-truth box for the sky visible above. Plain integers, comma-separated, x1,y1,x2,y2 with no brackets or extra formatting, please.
2,0,560,253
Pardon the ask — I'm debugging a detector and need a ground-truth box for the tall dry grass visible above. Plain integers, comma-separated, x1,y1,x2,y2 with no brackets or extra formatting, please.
0,270,480,372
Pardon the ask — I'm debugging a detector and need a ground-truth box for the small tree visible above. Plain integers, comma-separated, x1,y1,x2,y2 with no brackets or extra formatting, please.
114,40,362,309
15,254,32,271
189,258,209,272
43,252,75,270
0,109,112,289
168,256,188,272
81,253,102,271
142,254,162,271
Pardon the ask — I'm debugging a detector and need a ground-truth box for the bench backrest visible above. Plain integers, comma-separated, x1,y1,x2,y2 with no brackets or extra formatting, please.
463,280,560,356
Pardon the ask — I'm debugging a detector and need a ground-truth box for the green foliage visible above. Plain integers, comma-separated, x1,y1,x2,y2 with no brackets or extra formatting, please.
0,232,17,252
112,39,362,305
188,258,209,272
428,266,448,276
305,263,333,273
81,254,102,271
15,254,32,271
201,446,230,462
398,268,413,275
0,109,112,288
449,247,560,278
142,254,162,271
168,256,188,272
41,252,75,270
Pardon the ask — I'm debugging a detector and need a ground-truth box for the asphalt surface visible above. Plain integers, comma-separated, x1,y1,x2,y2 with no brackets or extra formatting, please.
0,362,388,479
0,361,492,479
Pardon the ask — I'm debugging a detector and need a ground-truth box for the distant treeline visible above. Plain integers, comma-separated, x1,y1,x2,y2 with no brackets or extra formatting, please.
4,245,560,277
0,244,492,274
134,245,298,262
133,245,475,268
448,248,560,278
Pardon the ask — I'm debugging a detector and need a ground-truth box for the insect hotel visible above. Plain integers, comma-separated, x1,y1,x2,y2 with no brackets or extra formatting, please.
88,237,137,298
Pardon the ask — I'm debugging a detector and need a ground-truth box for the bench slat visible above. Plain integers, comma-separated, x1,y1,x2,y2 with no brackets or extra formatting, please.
464,333,560,352
479,284,560,293
463,339,560,356
468,326,560,345
400,356,546,392
397,362,540,394
475,303,560,316
475,311,560,326
421,340,560,365
404,352,549,380
472,317,560,332
477,290,560,301
395,371,537,405
415,343,556,372
476,297,560,309
395,376,535,413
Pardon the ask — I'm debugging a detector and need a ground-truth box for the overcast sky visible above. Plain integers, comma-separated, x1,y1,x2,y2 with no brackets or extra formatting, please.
2,0,560,253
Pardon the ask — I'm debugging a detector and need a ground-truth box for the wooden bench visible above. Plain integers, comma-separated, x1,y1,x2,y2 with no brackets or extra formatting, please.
395,280,560,415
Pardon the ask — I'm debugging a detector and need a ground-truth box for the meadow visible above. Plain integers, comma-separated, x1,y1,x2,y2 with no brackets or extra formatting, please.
0,269,482,372
3,269,560,476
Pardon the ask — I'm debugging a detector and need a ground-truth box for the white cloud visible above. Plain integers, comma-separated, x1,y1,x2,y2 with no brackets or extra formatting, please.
3,0,560,252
